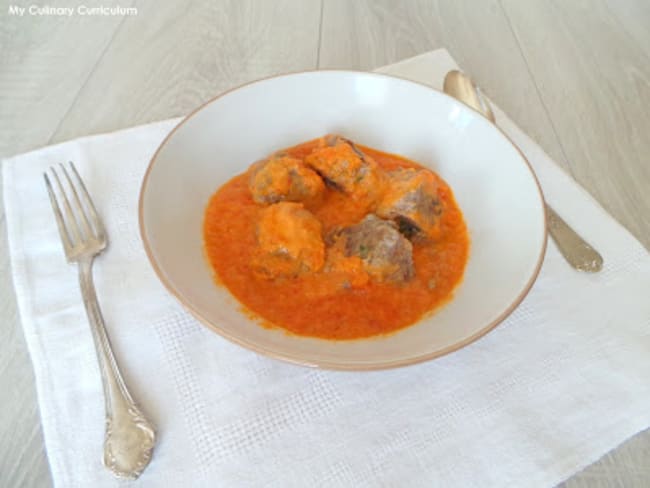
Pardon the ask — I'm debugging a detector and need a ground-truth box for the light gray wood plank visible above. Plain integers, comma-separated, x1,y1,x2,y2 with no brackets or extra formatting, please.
319,0,570,172
0,0,127,158
52,0,322,142
319,0,437,71
501,0,650,249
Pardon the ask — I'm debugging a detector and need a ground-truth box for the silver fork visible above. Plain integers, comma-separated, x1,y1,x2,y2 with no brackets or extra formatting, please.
44,162,155,479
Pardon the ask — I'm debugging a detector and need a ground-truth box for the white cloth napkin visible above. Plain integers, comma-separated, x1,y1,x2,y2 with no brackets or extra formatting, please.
4,49,650,488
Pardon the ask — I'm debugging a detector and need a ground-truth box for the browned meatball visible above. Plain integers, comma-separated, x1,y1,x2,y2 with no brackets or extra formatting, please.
252,202,325,279
304,135,386,210
376,168,444,240
249,156,325,206
328,214,414,283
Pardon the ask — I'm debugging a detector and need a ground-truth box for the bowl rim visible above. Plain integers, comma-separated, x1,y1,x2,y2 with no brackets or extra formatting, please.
138,69,548,371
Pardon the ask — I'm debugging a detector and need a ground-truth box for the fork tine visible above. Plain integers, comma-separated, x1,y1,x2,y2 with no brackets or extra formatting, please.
50,166,82,246
60,162,94,240
44,173,73,255
68,162,106,241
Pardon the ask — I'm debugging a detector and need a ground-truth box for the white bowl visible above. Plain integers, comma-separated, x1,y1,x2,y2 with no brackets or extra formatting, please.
139,71,546,370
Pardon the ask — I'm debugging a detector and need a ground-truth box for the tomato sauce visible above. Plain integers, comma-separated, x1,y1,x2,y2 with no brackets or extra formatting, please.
203,140,469,340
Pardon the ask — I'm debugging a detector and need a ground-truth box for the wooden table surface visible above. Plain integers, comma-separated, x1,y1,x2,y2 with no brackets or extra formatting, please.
1,1,648,486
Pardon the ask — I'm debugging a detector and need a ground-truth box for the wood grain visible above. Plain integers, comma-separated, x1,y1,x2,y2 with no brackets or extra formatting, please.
0,0,127,158
501,0,650,249
51,0,322,142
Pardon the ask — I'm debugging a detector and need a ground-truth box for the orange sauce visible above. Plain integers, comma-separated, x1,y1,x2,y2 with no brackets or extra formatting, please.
203,140,469,340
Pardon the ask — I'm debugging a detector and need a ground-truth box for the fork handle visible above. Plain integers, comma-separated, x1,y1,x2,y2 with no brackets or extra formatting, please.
78,258,155,479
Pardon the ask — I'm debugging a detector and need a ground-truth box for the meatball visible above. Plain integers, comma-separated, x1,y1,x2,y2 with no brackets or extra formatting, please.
328,214,414,283
376,168,445,240
252,202,325,279
304,135,386,209
249,156,325,206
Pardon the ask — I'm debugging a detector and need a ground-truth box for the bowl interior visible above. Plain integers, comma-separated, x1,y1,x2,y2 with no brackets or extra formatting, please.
140,71,546,369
